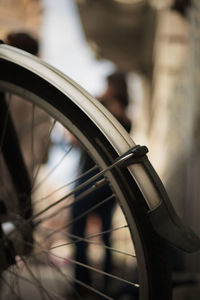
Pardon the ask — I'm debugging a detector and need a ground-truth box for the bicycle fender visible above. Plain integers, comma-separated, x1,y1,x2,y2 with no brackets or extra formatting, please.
149,200,200,253
118,145,200,253
144,159,200,253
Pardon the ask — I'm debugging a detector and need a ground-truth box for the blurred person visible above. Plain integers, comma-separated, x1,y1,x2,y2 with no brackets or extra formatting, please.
71,71,131,297
4,31,50,169
98,71,131,132
6,31,39,55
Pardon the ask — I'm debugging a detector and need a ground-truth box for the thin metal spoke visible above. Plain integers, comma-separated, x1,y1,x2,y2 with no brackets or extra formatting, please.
2,263,22,298
16,243,116,300
46,260,82,300
19,116,50,140
35,177,108,226
50,230,136,258
42,194,115,244
33,165,98,207
83,224,128,240
0,274,21,300
0,146,136,263
11,265,23,300
50,262,114,300
1,184,114,256
31,256,45,294
23,244,115,300
0,187,111,252
32,144,73,193
44,257,114,300
10,213,135,269
2,223,130,261
45,248,139,290
6,269,66,300
2,224,135,300
32,119,56,188
70,276,114,300
10,224,130,259
31,148,134,225
19,225,130,258
1,145,135,245
67,256,139,288
32,176,109,225
20,256,54,300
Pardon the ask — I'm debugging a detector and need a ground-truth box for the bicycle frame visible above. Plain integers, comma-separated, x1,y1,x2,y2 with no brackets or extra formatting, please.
0,92,32,220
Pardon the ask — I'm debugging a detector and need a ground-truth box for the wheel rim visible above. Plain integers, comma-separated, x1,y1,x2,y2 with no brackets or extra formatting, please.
0,89,142,300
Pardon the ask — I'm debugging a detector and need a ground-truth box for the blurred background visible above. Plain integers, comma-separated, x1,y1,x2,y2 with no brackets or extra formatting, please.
1,0,200,298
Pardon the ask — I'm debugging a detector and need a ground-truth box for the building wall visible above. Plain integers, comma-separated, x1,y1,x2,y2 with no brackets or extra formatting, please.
148,3,200,272
0,0,41,39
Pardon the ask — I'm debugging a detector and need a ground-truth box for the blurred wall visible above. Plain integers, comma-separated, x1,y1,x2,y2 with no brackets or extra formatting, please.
0,0,41,39
149,2,200,272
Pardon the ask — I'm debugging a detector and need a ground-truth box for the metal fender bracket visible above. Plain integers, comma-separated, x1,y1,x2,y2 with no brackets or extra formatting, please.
115,145,149,167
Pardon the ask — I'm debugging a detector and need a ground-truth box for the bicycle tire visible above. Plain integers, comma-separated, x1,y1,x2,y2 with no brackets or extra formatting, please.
0,44,171,300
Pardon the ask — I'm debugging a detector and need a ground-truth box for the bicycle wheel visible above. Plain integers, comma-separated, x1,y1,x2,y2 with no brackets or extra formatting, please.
0,44,171,300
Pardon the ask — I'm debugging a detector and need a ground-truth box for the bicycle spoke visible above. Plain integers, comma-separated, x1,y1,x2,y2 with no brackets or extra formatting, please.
32,175,110,226
50,231,136,258
47,260,82,299
20,256,53,300
32,243,138,291
69,275,114,300
9,240,131,300
32,119,56,188
39,194,115,244
1,147,133,243
33,165,98,207
31,148,135,225
29,249,115,300
68,256,138,287
5,268,66,300
49,260,114,300
32,144,73,193
34,177,109,225
0,274,21,300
